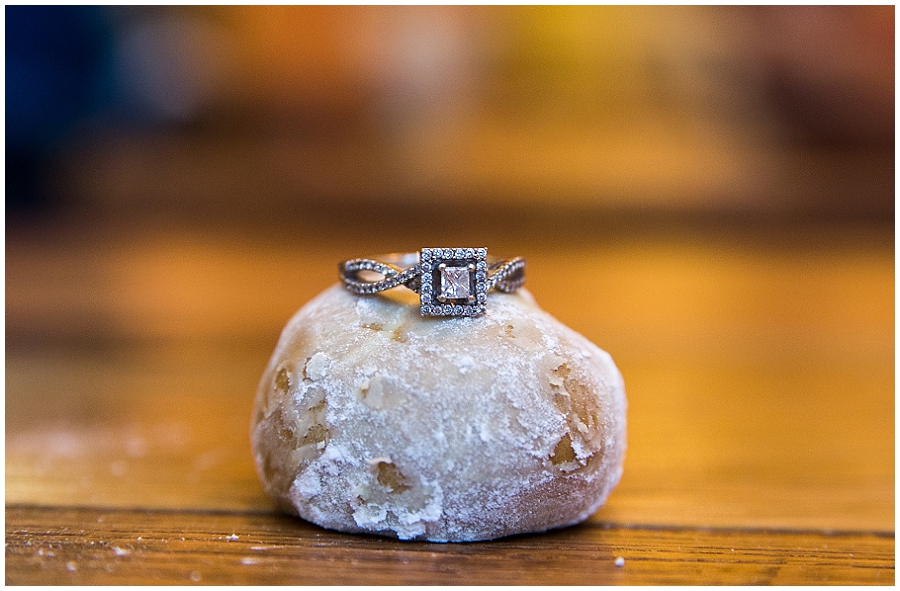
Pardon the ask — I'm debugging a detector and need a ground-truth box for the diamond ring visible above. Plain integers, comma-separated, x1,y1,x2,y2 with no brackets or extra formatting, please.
339,248,526,317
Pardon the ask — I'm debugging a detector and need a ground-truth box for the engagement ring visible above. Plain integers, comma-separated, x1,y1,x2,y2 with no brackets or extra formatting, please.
339,248,525,317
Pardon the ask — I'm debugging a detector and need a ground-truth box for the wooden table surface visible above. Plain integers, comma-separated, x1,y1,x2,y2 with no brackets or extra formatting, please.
6,213,894,585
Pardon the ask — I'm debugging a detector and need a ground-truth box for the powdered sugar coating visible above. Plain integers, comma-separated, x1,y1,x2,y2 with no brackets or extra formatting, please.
251,285,626,542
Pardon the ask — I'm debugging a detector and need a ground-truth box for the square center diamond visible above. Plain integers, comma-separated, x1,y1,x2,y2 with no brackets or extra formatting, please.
440,266,471,300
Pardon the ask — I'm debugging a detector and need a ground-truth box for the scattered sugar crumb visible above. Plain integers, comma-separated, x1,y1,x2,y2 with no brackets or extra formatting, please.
112,547,131,557
305,352,330,381
615,556,625,567
457,354,475,374
66,561,77,572
240,557,261,565
226,534,239,541
189,571,202,582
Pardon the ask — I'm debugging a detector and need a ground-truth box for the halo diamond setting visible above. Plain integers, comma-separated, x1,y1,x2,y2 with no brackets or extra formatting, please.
419,247,488,317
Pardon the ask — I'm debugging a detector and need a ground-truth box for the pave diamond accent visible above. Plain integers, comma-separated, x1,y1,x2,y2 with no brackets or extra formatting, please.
486,257,526,293
416,247,489,317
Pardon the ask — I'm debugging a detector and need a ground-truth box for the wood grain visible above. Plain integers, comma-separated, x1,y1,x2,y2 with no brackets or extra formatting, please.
6,219,893,584
6,505,893,586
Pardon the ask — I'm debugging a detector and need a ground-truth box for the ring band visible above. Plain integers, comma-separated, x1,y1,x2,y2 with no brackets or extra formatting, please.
339,247,525,317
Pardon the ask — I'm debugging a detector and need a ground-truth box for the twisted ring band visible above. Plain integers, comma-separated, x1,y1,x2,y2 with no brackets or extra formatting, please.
339,247,525,317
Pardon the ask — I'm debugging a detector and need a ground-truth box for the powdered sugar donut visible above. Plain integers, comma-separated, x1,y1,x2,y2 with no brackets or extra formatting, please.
251,285,626,542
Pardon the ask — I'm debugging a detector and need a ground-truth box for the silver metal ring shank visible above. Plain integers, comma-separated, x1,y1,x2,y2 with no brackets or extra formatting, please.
339,253,525,296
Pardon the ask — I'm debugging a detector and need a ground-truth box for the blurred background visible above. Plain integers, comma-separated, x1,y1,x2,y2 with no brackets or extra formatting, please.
7,5,893,222
6,3,894,357
6,6,894,532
